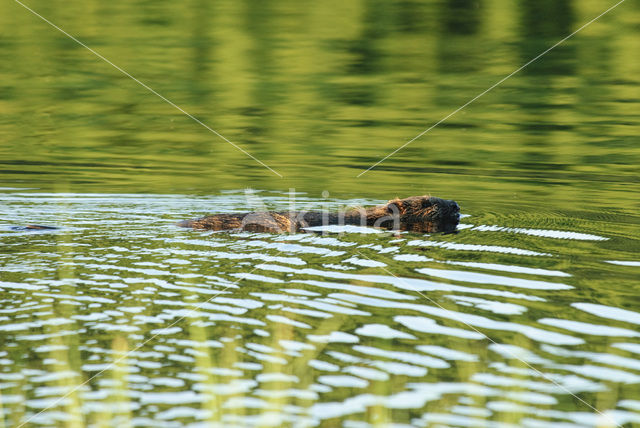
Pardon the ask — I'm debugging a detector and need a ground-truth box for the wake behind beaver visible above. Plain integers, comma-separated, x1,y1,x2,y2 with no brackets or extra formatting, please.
177,195,460,234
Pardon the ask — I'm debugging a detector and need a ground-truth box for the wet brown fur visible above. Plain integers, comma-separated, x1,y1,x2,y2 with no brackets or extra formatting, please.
177,195,459,234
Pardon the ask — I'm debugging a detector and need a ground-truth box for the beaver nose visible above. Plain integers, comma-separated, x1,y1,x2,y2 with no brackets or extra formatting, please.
451,201,460,212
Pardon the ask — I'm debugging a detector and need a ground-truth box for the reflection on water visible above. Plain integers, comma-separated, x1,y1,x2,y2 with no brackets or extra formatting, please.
1,191,639,427
1,0,639,197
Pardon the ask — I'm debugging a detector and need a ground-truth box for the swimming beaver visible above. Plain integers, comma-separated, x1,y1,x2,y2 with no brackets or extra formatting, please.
177,195,460,234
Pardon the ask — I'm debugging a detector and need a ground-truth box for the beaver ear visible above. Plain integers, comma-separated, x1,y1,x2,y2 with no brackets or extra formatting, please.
422,197,434,207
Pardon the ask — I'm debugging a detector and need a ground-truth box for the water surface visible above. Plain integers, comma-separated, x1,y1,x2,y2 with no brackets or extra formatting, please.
1,191,639,426
1,0,640,426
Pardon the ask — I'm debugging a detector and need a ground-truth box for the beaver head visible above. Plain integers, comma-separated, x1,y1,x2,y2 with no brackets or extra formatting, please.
384,195,460,233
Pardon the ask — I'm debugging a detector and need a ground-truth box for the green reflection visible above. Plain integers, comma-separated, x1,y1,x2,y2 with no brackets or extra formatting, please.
0,0,638,203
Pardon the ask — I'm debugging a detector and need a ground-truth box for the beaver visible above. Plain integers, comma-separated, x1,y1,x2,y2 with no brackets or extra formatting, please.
177,195,459,234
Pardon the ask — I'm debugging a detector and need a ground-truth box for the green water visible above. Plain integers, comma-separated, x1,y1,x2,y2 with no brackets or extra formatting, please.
1,0,640,427
2,0,639,200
